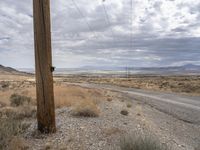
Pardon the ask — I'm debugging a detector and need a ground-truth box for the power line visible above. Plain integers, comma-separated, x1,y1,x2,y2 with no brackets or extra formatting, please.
71,0,97,38
130,0,133,49
102,0,115,40
129,51,200,54
126,0,133,75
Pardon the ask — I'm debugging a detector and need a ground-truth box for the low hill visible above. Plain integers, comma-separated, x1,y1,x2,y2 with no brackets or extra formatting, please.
0,64,28,75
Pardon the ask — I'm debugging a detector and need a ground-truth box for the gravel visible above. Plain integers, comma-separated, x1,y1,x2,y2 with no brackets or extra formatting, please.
22,90,199,150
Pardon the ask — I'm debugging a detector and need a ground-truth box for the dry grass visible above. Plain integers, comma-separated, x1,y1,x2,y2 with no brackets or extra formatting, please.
0,81,104,121
127,103,132,108
103,127,122,136
10,94,31,107
0,117,30,149
0,101,6,108
120,133,168,150
0,90,14,105
0,95,34,149
9,137,29,150
62,75,200,96
0,106,36,120
55,85,103,107
71,100,100,117
107,97,113,102
53,85,103,108
135,104,143,116
0,83,105,109
0,74,31,81
195,144,200,150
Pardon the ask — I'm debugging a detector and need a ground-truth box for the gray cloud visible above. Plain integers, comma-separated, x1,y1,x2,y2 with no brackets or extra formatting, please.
0,0,200,68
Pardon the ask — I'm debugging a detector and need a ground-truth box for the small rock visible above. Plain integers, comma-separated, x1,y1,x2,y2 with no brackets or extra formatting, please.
45,142,51,150
124,122,128,125
120,110,129,116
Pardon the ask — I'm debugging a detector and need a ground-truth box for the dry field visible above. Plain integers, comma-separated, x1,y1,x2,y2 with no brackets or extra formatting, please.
0,80,105,108
60,75,200,96
0,74,32,81
0,79,108,149
0,75,200,150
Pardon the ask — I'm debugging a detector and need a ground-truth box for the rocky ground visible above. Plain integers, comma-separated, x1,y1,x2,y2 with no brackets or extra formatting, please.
1,79,200,150
22,89,199,150
60,75,200,96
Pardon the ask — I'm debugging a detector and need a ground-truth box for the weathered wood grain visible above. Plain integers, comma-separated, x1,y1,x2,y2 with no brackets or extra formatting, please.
33,0,56,133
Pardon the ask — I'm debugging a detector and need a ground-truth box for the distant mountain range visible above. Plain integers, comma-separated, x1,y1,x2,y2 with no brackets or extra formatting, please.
0,65,29,75
12,64,200,75
131,64,200,75
51,64,200,75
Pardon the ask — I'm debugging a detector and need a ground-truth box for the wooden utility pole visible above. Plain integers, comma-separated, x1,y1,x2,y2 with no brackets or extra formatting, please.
33,0,56,133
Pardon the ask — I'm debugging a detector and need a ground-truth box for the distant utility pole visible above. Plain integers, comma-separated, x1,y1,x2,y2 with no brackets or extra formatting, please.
33,0,56,133
125,66,130,78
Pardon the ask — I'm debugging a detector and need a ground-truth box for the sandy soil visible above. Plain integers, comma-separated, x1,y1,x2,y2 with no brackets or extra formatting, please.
0,75,200,150
58,75,200,96
22,89,199,150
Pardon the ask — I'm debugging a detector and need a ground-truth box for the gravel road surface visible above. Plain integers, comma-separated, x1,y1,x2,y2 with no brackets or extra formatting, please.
76,83,200,125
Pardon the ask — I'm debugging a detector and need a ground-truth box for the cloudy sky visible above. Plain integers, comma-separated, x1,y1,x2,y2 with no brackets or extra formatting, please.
0,0,200,68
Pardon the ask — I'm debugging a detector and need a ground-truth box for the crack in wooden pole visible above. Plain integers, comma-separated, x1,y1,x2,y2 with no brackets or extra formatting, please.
33,0,56,133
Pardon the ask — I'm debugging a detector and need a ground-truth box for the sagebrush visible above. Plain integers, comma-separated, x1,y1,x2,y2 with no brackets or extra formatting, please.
120,134,168,150
72,100,100,117
0,118,29,149
10,93,31,107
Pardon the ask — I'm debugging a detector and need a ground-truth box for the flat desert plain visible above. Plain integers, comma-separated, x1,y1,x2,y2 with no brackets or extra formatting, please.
0,74,200,150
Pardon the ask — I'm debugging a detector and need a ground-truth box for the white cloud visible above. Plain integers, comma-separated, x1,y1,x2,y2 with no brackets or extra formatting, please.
0,0,200,68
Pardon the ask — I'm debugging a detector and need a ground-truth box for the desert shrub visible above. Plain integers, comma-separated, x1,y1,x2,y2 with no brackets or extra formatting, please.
120,134,168,150
194,143,200,150
103,127,122,136
0,102,6,108
127,104,132,108
10,94,31,107
0,106,36,120
72,101,100,117
120,110,129,116
1,81,9,89
107,97,112,102
13,106,36,119
44,142,52,150
9,137,29,150
0,118,29,149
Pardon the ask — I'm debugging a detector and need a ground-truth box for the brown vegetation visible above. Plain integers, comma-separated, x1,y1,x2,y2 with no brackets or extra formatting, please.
0,81,105,148
107,97,113,102
127,103,132,108
62,75,200,96
103,127,122,137
0,82,105,109
120,133,168,150
10,94,31,107
0,75,197,149
0,117,30,149
71,100,100,117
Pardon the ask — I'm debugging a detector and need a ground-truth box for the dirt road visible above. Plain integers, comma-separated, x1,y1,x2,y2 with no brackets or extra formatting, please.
75,83,200,125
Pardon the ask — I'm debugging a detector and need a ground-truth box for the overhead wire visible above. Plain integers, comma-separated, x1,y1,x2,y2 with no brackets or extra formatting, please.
71,0,97,39
130,0,133,49
125,0,134,74
102,0,115,40
71,0,119,53
66,0,199,56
